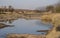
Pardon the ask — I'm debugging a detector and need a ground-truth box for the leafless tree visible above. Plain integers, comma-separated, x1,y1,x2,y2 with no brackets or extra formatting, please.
8,5,14,12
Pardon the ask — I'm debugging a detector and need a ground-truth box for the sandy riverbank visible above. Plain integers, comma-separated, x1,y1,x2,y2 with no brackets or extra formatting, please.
7,34,46,38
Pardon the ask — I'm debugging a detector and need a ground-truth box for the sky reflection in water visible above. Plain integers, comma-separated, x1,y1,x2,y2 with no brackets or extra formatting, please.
0,19,52,38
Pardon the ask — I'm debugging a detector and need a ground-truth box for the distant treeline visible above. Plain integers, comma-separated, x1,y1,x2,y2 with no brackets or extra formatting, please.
35,3,60,13
0,6,14,13
0,4,60,13
46,4,60,13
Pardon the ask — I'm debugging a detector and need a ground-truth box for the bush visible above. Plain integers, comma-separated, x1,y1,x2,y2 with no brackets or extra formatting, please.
56,26,60,31
20,36,26,38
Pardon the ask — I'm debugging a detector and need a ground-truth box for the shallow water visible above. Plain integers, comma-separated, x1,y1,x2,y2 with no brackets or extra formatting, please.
0,19,52,38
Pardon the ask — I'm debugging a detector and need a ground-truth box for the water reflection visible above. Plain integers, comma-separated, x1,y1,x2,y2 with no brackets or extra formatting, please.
0,23,14,29
35,20,52,30
0,19,52,38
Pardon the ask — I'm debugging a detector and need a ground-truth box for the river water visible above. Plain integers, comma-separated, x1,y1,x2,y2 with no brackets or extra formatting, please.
0,19,52,38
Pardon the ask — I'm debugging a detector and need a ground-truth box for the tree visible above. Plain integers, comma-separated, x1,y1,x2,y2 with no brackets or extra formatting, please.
46,5,54,12
56,5,60,13
8,5,14,12
55,1,60,13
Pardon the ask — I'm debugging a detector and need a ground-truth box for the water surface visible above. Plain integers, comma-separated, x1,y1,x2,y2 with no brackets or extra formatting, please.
0,19,52,38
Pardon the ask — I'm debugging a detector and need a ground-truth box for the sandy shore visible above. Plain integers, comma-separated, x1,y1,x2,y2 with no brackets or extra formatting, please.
7,34,46,38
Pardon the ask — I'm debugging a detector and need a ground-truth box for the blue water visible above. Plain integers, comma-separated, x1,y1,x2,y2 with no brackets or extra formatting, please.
0,19,52,38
